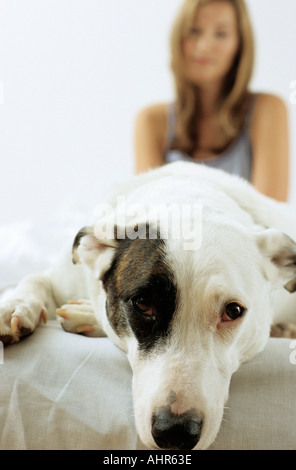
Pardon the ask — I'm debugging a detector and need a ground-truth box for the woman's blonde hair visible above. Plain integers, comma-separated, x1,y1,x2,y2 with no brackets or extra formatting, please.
170,0,255,154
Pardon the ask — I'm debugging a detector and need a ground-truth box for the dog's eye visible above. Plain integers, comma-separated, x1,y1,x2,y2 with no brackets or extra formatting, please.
132,297,155,319
221,302,245,322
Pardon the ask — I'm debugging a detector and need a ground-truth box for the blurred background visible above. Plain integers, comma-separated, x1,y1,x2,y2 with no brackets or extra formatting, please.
0,0,295,225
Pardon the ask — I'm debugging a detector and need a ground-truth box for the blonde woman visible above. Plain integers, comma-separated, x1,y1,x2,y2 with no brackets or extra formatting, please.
134,0,289,201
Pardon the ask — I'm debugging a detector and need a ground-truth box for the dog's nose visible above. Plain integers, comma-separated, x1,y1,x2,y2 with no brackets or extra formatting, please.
152,407,202,450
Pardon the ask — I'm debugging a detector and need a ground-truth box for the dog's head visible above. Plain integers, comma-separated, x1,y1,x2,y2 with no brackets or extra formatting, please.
73,217,296,450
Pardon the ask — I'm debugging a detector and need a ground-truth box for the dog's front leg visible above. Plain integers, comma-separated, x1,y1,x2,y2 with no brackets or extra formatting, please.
56,299,106,337
0,272,55,345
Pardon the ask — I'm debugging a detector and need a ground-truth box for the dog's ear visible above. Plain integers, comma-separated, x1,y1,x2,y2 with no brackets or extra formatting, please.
72,225,118,274
256,229,296,293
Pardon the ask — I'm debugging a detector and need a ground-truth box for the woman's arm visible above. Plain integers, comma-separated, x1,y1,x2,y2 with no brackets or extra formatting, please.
134,104,168,174
250,93,290,202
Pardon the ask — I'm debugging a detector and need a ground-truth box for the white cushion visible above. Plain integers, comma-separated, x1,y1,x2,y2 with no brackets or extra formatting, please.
1,320,295,450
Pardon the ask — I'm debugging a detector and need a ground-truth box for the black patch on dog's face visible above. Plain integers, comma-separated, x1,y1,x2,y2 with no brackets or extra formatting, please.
102,233,177,353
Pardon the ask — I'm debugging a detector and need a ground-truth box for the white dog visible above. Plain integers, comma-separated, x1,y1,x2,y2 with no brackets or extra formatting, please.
1,161,296,450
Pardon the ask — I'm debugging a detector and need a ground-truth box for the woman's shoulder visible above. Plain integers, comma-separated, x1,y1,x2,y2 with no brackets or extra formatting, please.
252,92,287,117
250,92,288,133
136,102,169,126
250,92,288,145
135,102,170,140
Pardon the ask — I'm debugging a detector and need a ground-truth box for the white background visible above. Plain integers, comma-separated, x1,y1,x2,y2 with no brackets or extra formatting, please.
0,0,295,225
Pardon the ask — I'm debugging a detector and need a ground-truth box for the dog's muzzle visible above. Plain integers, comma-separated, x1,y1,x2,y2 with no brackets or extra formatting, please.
152,406,202,450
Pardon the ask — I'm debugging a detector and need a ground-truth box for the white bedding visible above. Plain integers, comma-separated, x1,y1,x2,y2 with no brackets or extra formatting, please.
0,204,92,293
1,210,296,450
1,322,295,450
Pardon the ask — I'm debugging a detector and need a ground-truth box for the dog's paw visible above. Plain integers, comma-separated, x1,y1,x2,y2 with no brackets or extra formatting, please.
270,323,296,338
56,300,104,337
0,298,47,346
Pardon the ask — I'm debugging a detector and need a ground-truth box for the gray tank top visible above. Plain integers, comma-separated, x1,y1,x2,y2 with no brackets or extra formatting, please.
165,95,257,181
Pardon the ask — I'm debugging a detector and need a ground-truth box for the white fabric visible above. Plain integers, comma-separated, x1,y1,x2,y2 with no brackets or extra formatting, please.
0,321,146,450
0,322,296,450
211,338,296,450
0,203,92,292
